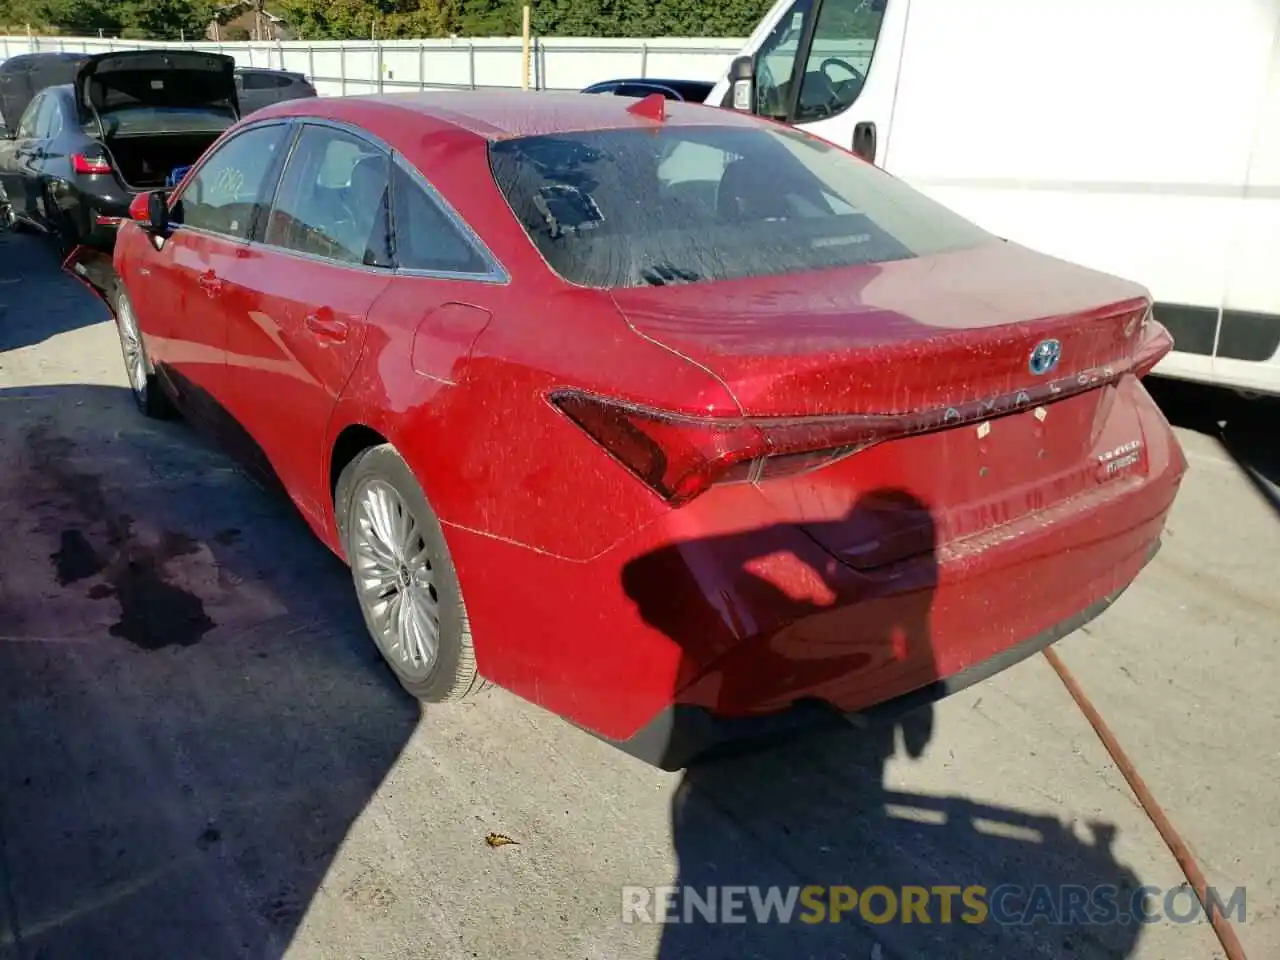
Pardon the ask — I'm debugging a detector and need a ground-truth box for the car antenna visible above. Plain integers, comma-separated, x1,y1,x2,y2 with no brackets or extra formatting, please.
626,92,667,123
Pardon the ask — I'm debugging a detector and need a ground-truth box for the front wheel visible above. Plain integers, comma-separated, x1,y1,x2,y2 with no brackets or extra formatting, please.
336,444,487,703
111,288,175,419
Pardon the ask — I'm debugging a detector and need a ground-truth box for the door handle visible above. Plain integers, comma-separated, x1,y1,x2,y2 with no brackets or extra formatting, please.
852,121,877,165
196,271,224,297
305,310,349,342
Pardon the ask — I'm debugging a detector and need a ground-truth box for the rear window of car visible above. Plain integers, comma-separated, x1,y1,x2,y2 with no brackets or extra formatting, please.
487,124,997,288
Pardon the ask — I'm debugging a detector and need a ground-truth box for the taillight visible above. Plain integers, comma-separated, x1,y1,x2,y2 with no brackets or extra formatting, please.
72,153,112,175
549,389,887,506
1133,308,1173,379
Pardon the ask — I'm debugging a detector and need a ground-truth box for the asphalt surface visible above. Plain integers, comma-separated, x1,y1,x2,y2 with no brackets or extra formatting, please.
0,226,1275,960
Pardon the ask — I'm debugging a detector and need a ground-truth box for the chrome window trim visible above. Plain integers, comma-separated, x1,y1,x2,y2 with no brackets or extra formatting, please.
263,116,508,284
388,152,509,285
169,113,511,285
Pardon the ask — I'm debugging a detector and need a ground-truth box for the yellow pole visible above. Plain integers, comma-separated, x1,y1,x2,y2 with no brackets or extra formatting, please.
521,5,531,90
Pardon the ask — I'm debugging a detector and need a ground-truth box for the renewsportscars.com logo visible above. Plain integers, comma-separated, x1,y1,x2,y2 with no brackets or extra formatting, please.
621,884,1248,927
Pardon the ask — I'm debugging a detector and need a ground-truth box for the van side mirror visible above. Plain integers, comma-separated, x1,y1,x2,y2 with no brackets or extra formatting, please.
728,56,755,113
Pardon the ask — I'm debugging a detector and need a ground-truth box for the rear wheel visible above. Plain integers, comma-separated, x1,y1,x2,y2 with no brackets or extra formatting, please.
54,210,81,258
336,444,487,703
111,288,175,419
46,187,84,259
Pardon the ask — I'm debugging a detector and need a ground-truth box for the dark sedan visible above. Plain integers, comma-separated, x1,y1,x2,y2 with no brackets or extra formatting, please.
0,49,239,252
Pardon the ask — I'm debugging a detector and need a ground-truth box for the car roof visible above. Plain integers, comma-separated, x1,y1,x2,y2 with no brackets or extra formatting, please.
263,88,759,141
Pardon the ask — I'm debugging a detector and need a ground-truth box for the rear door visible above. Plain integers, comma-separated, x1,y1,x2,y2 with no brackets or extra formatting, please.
0,92,46,219
225,122,393,524
26,93,67,228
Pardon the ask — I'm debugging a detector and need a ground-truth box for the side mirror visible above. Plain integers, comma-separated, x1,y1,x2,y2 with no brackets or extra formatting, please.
129,190,171,234
728,56,755,113
148,191,170,233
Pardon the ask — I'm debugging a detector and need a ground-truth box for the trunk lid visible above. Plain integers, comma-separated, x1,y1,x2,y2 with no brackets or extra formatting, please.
76,50,239,128
609,241,1156,569
609,241,1150,418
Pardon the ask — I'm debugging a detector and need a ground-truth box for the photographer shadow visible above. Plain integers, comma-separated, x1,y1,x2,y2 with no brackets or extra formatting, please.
622,488,1145,958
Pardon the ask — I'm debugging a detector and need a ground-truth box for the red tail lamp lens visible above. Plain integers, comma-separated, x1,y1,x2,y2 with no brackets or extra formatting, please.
72,153,112,175
549,390,884,505
1133,312,1174,380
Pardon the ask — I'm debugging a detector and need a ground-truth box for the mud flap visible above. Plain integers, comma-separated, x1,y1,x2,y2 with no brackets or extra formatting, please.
62,245,121,313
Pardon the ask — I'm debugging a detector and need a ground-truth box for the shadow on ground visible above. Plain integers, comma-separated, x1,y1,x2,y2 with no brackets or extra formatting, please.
0,383,418,959
1146,375,1280,516
0,227,107,353
623,493,1148,957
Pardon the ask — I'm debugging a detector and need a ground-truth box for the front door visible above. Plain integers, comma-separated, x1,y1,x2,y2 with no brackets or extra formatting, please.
223,122,393,525
146,121,294,412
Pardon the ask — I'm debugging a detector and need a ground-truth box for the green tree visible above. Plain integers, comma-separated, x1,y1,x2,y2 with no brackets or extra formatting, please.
276,0,454,40
277,0,774,39
23,0,120,35
118,0,215,40
7,0,777,40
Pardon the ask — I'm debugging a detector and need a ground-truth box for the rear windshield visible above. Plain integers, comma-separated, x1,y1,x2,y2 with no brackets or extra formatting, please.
488,124,996,288
86,106,236,137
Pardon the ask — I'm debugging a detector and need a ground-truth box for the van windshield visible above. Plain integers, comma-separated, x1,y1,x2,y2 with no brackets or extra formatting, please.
488,124,996,288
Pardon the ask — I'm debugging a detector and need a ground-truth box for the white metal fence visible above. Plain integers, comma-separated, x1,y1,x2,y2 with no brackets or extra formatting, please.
0,34,750,95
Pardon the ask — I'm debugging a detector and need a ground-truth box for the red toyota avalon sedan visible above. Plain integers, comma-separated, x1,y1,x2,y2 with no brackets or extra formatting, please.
104,90,1186,768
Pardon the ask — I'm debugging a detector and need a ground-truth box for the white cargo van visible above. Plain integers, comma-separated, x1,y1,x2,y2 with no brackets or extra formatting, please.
691,0,1280,397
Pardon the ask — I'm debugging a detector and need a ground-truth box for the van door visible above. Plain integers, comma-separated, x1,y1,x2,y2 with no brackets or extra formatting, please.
717,0,907,164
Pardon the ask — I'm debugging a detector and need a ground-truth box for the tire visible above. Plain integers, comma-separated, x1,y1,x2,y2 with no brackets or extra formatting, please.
47,190,78,258
111,287,176,420
336,444,487,703
53,208,82,259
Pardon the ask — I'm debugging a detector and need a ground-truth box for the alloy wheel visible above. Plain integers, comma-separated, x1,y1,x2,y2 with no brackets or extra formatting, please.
350,477,441,680
114,294,149,401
